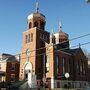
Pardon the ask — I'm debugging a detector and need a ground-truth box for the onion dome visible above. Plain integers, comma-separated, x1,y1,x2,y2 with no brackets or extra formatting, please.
58,21,69,39
27,2,45,21
54,21,69,44
27,2,45,30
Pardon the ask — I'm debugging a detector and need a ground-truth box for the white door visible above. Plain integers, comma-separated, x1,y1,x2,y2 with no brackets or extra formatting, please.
24,62,32,88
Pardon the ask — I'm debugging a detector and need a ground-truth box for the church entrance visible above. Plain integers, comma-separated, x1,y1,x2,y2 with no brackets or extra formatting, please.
24,61,32,87
25,73,28,80
24,61,37,88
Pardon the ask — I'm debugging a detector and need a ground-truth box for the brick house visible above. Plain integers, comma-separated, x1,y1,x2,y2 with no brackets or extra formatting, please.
88,54,90,81
19,3,89,89
0,53,20,82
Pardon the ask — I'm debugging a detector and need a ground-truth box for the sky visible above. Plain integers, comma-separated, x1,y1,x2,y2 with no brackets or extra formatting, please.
0,0,90,55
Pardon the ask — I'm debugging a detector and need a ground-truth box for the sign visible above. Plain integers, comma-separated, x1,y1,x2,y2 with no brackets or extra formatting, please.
65,72,69,79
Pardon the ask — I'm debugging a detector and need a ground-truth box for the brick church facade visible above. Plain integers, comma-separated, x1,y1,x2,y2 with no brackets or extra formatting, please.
19,3,88,89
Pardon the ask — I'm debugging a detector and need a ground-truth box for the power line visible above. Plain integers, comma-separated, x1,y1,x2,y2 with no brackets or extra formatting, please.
20,41,90,60
20,33,90,56
2,33,90,59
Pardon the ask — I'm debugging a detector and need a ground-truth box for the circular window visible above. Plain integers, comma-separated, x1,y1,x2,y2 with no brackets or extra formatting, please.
26,49,31,57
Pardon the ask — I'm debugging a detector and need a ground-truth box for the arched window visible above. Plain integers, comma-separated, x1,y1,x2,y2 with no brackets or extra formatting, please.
29,22,32,29
55,55,59,74
25,35,28,43
62,57,65,74
82,62,85,75
40,21,45,30
31,33,33,42
34,21,38,27
46,55,49,72
28,34,30,43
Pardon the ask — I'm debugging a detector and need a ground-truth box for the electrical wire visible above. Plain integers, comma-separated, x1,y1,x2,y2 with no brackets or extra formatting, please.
20,41,90,60
1,33,90,60
20,33,90,56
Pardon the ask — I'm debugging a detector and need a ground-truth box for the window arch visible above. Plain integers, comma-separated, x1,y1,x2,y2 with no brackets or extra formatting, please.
40,21,45,30
29,22,32,29
55,55,59,74
34,21,38,27
25,35,28,43
62,57,65,74
31,33,33,42
28,34,30,43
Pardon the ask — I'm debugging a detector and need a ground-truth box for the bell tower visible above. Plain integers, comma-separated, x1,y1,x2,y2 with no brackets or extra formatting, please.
27,2,45,30
20,2,49,81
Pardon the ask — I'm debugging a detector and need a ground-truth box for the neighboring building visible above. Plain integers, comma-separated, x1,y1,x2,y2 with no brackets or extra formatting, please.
87,53,90,81
19,3,88,89
0,53,19,82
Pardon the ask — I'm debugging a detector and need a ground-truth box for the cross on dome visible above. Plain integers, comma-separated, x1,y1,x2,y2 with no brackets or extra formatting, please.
51,28,54,35
59,21,62,32
36,2,39,12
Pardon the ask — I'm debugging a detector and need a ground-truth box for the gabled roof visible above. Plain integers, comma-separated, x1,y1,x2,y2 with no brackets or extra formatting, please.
6,56,18,62
0,53,19,62
62,48,80,55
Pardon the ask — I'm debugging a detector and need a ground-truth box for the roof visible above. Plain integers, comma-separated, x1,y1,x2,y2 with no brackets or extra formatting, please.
6,56,18,62
54,31,69,39
62,48,79,55
27,12,45,20
2,53,12,56
0,53,19,62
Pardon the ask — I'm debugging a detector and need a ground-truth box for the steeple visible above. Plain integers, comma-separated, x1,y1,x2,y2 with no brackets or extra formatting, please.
59,21,62,32
36,2,39,13
27,2,46,30
51,28,54,35
50,28,55,44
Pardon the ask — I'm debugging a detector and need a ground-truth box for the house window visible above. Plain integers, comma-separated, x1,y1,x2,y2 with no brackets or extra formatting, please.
25,35,28,43
80,60,83,74
40,21,45,30
45,35,47,41
28,34,30,43
21,69,23,73
31,33,33,42
40,33,44,40
29,22,32,29
77,60,80,75
46,55,49,72
11,74,15,82
34,21,38,27
68,59,71,73
11,63,15,71
55,55,59,74
62,57,65,75
25,33,33,43
82,62,86,75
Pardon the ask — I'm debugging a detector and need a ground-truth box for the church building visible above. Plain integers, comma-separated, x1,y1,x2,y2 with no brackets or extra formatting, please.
19,3,88,89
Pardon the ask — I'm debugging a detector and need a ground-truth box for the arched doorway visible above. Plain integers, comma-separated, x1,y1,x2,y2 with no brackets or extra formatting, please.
24,61,33,88
24,61,32,80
